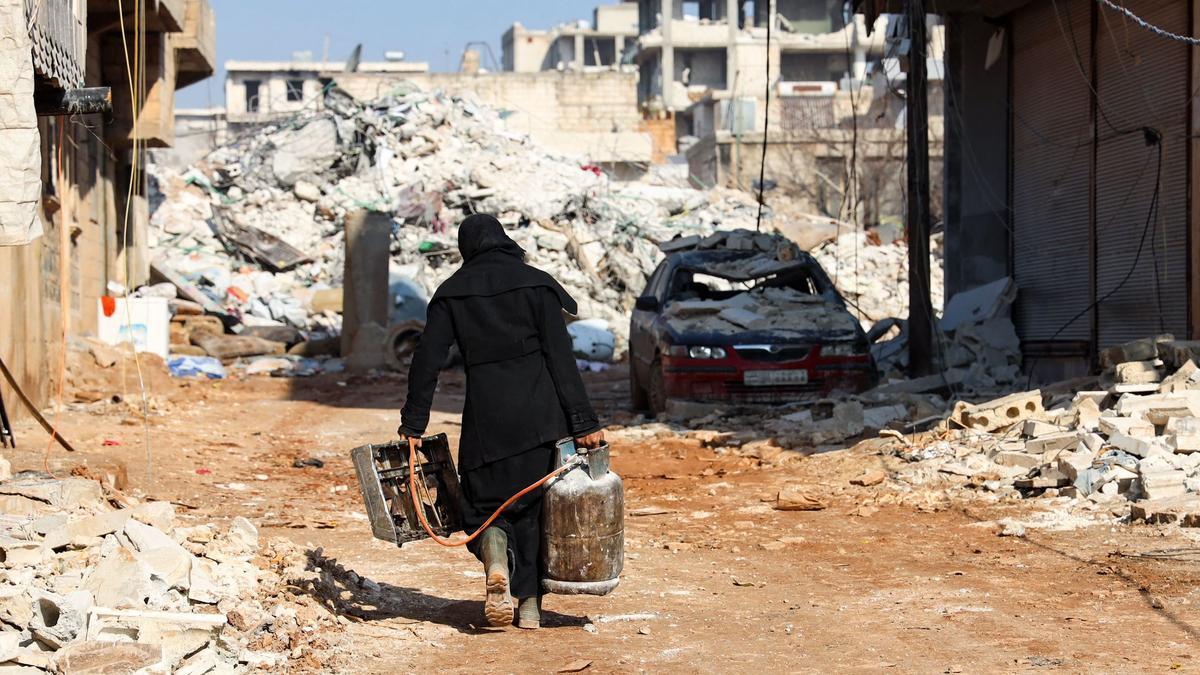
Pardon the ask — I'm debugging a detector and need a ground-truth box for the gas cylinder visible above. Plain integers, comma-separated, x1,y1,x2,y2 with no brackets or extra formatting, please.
541,440,624,595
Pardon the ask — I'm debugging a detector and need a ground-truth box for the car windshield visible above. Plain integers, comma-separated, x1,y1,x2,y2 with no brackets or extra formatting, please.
666,264,827,303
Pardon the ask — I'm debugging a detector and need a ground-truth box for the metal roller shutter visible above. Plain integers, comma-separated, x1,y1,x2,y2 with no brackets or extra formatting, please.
1094,0,1189,346
1011,0,1095,343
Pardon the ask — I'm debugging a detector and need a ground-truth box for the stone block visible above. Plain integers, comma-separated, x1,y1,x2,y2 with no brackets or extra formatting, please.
1100,335,1172,369
129,502,176,533
958,390,1043,431
29,589,93,648
1022,419,1063,438
0,478,103,511
85,608,224,667
1108,432,1168,459
1131,494,1200,525
1099,416,1154,439
0,536,46,567
993,451,1042,470
1114,360,1161,385
1057,449,1095,482
1139,465,1188,501
1159,359,1200,393
124,520,194,590
53,641,163,674
1025,431,1079,455
1073,397,1101,431
43,510,132,550
82,548,157,609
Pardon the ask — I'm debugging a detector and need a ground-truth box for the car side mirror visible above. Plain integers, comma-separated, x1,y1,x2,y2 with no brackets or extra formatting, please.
635,296,659,312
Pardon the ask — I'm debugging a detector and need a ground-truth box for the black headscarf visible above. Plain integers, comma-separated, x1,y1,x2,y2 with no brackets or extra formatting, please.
430,214,579,314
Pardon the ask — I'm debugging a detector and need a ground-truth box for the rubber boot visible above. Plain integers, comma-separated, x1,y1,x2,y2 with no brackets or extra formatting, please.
480,527,513,626
517,595,541,630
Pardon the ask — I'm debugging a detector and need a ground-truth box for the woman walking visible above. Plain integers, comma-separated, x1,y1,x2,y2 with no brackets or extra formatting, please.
398,214,604,629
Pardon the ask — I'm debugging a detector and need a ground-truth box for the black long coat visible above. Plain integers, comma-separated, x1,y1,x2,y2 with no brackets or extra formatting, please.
398,284,600,471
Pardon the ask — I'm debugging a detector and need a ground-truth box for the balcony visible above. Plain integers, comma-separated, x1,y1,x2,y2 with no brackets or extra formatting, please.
171,0,215,88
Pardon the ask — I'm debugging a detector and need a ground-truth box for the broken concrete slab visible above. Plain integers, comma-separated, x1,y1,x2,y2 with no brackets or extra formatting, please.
0,478,104,511
1100,335,1173,369
29,589,93,649
1024,431,1079,456
43,510,132,550
1098,416,1154,439
1131,494,1200,526
0,536,47,567
52,641,163,675
85,608,225,667
774,486,825,511
81,548,157,609
1159,359,1200,393
1114,360,1161,385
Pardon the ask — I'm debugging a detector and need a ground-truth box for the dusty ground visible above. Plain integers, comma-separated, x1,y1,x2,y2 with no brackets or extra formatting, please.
7,363,1200,673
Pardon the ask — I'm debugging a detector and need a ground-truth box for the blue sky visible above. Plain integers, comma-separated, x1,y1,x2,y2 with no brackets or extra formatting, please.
175,0,606,108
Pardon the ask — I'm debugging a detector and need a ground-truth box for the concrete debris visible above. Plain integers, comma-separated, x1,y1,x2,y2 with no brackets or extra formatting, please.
872,341,1200,528
149,85,775,361
864,276,1021,392
810,230,945,333
0,472,336,671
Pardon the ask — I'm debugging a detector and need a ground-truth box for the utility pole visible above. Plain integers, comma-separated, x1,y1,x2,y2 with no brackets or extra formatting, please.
905,0,936,376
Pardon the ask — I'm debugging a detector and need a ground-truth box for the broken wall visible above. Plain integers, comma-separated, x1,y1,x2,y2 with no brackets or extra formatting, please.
335,71,654,163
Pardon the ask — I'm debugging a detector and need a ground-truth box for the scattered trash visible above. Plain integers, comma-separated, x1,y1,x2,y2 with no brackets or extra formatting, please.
167,355,227,379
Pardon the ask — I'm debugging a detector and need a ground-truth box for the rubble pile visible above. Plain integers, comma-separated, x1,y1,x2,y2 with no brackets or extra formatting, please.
881,336,1200,527
149,86,768,357
810,230,946,330
871,276,1022,391
0,470,342,672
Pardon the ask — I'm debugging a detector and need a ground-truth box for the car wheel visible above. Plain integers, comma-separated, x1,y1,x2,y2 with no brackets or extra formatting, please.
648,358,667,415
629,363,649,412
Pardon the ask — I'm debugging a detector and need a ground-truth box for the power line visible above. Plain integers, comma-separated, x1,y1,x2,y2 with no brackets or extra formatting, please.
1095,0,1200,46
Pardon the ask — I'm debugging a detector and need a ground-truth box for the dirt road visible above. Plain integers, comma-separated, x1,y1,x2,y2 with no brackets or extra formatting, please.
7,367,1200,672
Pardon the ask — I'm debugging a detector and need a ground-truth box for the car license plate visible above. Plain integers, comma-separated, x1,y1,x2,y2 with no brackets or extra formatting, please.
743,370,808,386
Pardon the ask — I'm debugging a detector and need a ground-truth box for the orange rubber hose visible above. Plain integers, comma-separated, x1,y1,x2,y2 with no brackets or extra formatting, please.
409,441,580,547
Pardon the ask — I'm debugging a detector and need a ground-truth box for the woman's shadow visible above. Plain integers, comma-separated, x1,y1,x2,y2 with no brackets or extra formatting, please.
290,548,588,634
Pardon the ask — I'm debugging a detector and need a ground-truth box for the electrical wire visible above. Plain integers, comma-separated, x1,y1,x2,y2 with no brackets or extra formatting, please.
1024,129,1163,388
116,0,155,484
1094,0,1200,46
409,441,584,547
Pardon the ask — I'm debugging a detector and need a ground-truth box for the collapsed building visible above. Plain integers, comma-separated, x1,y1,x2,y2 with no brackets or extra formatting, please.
147,84,782,369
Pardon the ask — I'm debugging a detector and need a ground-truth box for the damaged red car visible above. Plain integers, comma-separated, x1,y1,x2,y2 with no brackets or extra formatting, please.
629,243,877,413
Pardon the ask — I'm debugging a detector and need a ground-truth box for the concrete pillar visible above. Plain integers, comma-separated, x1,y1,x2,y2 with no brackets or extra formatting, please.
574,33,585,71
342,210,391,372
727,0,738,96
615,35,624,67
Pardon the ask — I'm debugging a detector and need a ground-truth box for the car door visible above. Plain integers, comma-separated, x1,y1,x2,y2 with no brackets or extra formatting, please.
629,259,671,381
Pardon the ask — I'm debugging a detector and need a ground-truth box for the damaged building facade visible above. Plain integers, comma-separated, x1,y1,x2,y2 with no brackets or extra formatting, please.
0,0,215,418
503,1,639,72
853,0,1200,378
644,1,941,227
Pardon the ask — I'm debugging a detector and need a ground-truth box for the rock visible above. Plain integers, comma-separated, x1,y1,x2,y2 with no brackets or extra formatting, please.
0,632,19,662
1114,360,1161,384
43,510,132,550
29,589,93,648
1160,359,1200,392
774,486,825,511
1100,335,1172,369
293,180,322,202
1024,431,1078,455
174,646,221,675
82,547,157,609
85,608,225,668
53,641,163,675
993,451,1041,470
0,536,46,566
1131,494,1200,525
0,478,104,511
129,501,176,533
225,517,259,552
0,454,10,481
1098,416,1154,439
